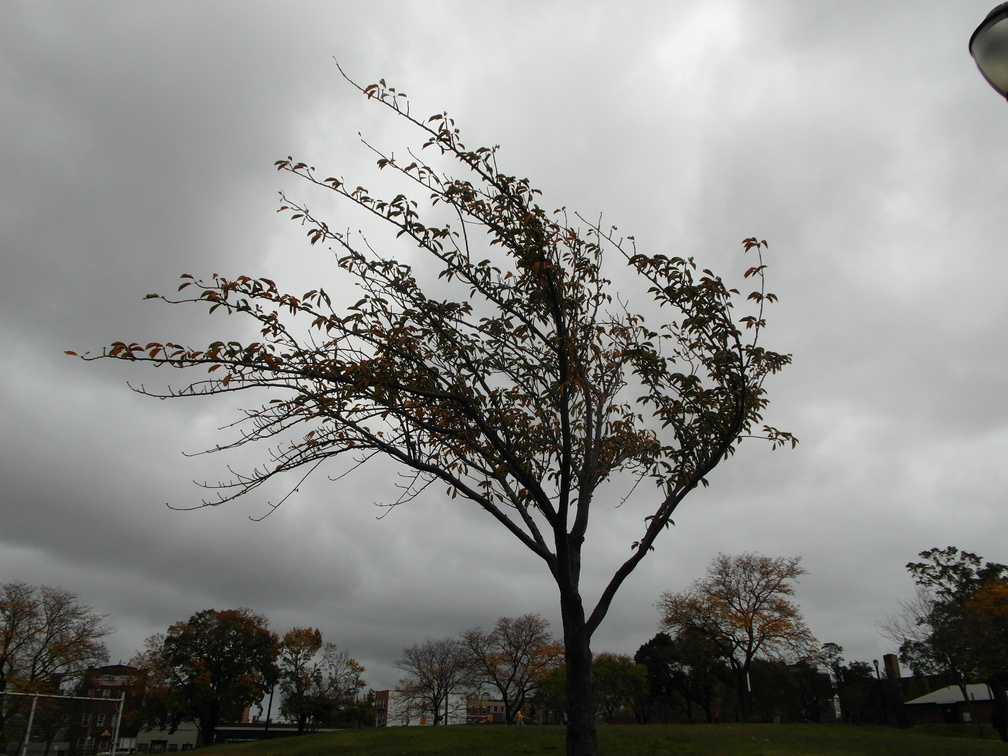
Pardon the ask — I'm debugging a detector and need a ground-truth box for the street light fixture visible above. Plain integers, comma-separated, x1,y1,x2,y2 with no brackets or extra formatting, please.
970,3,1008,98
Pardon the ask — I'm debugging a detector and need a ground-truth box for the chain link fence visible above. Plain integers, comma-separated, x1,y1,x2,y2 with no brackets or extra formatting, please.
1,692,124,756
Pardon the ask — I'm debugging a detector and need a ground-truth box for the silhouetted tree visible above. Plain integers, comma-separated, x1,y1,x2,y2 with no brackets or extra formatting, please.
672,627,732,723
789,657,835,723
278,627,365,733
635,629,733,724
79,66,795,756
591,653,647,723
660,552,816,721
748,658,799,722
395,637,469,726
531,666,567,725
135,608,279,746
0,583,109,733
462,614,561,724
893,547,1008,739
835,660,878,725
634,633,673,723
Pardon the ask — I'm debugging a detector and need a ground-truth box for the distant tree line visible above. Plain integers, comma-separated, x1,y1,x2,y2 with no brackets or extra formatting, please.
394,613,563,725
5,544,1007,747
535,551,826,726
128,609,372,745
0,583,110,743
391,553,821,727
0,590,373,749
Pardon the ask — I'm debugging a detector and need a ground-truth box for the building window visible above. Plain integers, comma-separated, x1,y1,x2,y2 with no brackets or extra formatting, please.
82,714,92,726
97,714,107,727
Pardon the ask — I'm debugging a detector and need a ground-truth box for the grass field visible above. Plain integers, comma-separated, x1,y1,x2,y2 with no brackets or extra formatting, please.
197,723,1008,756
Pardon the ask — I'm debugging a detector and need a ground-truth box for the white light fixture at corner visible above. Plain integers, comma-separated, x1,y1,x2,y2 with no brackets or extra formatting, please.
970,3,1008,99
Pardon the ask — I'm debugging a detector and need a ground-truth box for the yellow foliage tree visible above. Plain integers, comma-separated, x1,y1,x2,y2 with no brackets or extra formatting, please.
659,552,816,720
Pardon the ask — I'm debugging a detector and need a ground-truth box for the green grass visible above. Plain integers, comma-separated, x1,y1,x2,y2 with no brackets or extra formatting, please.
197,723,1008,756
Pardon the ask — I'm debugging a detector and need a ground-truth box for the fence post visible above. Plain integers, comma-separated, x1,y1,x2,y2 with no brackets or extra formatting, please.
112,694,125,753
18,693,39,756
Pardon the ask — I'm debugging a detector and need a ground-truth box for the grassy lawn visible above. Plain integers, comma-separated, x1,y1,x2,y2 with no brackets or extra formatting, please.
198,723,1008,756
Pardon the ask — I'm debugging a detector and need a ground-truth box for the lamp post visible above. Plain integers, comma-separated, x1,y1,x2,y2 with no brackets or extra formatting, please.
970,3,1008,98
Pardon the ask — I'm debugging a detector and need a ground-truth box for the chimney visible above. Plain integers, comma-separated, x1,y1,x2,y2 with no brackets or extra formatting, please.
883,653,900,680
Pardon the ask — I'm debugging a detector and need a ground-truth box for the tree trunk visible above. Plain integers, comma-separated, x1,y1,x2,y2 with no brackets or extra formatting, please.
733,664,751,722
988,677,1008,742
197,702,219,748
560,591,597,756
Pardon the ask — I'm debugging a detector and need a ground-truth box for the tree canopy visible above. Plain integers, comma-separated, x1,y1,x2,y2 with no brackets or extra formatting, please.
894,546,1008,740
462,613,562,725
136,608,279,746
591,653,648,724
278,627,366,733
636,629,730,724
659,552,816,721
0,583,109,694
78,67,794,756
0,583,110,733
394,636,469,726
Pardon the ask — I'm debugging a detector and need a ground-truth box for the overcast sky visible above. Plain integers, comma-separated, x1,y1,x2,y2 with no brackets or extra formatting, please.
2,0,1007,695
